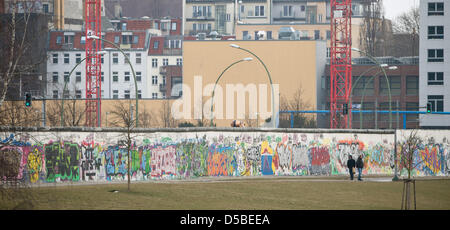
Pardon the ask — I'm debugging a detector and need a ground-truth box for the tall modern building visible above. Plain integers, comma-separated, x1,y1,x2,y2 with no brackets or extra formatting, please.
419,0,449,128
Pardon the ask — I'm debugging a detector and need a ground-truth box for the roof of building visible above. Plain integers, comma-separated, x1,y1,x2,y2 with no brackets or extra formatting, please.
48,30,149,51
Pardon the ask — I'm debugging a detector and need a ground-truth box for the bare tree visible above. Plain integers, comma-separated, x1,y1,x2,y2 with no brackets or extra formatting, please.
109,101,136,191
0,1,48,106
0,101,41,127
399,130,424,210
392,7,420,56
279,85,316,128
45,83,87,127
359,0,391,56
159,99,177,128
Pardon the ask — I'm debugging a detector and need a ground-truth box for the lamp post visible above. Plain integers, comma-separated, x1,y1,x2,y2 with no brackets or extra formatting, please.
358,66,398,129
230,44,277,128
60,51,107,126
87,35,140,128
210,57,253,127
350,65,397,128
352,47,393,129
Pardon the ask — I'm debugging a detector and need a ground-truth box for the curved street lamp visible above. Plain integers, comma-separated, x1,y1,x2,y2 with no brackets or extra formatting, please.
352,47,393,129
87,35,140,128
230,44,277,128
60,51,107,126
358,66,398,129
210,57,253,127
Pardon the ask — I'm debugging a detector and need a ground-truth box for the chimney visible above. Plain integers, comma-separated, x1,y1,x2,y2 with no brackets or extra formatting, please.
114,1,122,18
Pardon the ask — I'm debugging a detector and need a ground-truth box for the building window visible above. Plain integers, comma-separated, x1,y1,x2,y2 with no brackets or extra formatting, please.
136,72,142,82
352,76,374,96
124,90,130,99
267,31,272,40
428,2,444,16
326,48,331,58
428,95,444,112
138,90,142,99
152,93,158,99
152,76,158,85
56,36,62,44
52,72,58,83
52,53,58,64
114,36,120,44
124,72,130,82
76,72,81,82
124,53,130,64
136,53,142,64
428,49,444,62
226,14,231,21
101,72,104,82
163,58,168,66
112,53,119,64
64,72,70,83
43,4,49,13
113,72,119,82
406,76,419,95
122,23,127,31
428,72,444,85
113,90,119,99
64,53,69,64
80,36,86,44
326,30,331,40
76,90,82,99
76,53,81,64
283,5,293,17
255,6,265,17
243,31,249,40
380,76,401,96
172,22,177,30
301,5,306,12
428,26,444,39
122,35,133,45
162,76,166,85
177,58,183,66
152,58,158,68
64,35,74,44
53,90,59,99
153,40,159,49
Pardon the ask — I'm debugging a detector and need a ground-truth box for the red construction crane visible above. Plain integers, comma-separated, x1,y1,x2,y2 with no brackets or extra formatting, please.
330,0,352,129
85,0,102,127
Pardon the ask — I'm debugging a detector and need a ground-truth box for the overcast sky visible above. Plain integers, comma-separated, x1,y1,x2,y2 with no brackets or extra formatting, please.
383,0,420,20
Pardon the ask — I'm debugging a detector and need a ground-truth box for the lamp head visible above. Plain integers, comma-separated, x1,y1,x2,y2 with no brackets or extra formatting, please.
230,44,240,49
243,57,253,61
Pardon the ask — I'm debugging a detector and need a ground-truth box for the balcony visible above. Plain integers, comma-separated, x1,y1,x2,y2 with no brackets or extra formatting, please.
160,66,167,75
162,49,182,55
159,84,167,92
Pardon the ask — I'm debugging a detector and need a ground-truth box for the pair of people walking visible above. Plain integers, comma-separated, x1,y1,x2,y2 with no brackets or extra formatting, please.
347,155,364,181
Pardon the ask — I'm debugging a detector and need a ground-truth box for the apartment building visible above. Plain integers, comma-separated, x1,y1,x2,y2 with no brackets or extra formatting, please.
110,17,182,36
419,0,450,128
183,0,238,36
46,30,150,100
147,36,184,99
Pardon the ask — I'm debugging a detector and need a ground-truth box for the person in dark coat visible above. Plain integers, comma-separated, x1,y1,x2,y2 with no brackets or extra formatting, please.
347,155,356,180
356,155,364,181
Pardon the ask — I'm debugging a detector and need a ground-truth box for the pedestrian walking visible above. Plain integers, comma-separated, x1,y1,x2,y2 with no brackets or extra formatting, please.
347,155,356,180
356,155,364,181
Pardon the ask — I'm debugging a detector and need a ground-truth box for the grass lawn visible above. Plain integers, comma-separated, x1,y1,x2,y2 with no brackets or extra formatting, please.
1,178,450,210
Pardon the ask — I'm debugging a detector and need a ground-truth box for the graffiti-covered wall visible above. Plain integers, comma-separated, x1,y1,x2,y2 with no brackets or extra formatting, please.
1,128,449,184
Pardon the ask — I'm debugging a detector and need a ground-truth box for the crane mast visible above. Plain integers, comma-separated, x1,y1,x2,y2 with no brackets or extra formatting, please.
330,0,352,129
85,0,102,127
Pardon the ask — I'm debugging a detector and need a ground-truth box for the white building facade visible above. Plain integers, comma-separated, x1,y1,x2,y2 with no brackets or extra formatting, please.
419,0,450,128
46,31,150,100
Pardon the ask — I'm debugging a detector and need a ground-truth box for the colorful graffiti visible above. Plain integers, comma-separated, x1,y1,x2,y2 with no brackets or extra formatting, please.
1,130,449,184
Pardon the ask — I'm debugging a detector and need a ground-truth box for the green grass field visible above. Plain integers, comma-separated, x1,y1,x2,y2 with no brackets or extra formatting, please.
2,177,450,210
